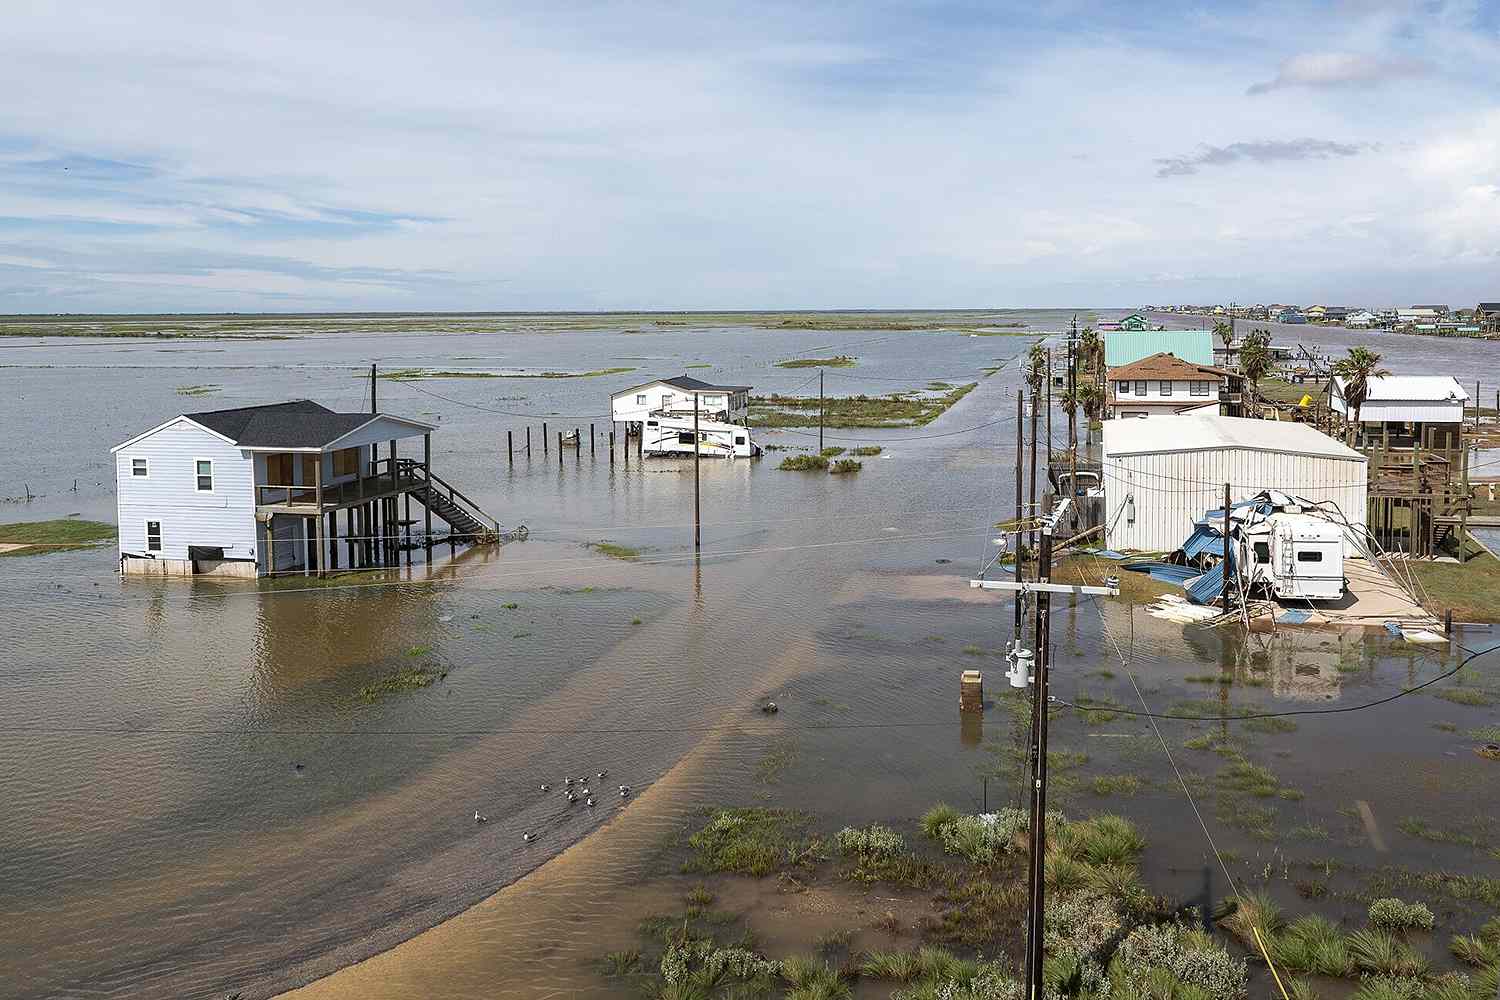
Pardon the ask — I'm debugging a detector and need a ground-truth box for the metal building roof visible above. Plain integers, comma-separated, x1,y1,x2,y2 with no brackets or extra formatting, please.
1102,414,1366,461
1332,375,1468,402
1104,330,1213,368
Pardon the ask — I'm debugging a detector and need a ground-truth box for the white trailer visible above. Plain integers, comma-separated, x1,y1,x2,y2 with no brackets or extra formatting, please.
642,415,758,458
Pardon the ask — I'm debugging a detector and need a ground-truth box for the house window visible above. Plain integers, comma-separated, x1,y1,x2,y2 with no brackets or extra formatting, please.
1190,380,1210,397
333,448,360,477
300,454,320,485
1134,380,1147,395
131,458,148,477
636,394,647,405
1117,381,1130,395
1159,381,1173,396
146,521,162,552
195,460,213,492
1296,550,1324,563
704,395,723,407
266,453,294,486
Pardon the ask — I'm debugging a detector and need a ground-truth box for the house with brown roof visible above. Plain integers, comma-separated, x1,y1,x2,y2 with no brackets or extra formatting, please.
1107,353,1234,419
1477,302,1500,336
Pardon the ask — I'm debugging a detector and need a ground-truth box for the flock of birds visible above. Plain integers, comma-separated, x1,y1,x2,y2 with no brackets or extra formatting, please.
471,770,632,843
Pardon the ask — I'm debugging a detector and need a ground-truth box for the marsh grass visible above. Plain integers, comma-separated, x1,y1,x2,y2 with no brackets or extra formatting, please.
1436,687,1495,707
859,949,921,982
1348,928,1428,976
588,540,642,560
1217,890,1283,949
1273,915,1354,977
750,383,976,429
819,447,846,457
1090,774,1144,797
778,454,830,471
828,459,862,475
0,519,116,557
356,666,447,704
850,446,883,456
684,809,820,878
776,356,856,368
174,383,221,395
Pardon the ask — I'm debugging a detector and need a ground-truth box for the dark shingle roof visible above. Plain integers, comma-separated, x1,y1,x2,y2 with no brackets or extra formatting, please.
1478,302,1500,312
660,375,752,392
188,400,374,448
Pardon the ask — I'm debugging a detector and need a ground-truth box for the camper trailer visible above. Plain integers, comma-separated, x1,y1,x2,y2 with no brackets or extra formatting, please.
1241,513,1345,601
642,415,758,458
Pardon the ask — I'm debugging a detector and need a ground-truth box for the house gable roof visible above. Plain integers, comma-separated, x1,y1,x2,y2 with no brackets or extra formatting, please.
112,400,436,452
1478,302,1500,312
1108,352,1229,381
613,375,752,398
1331,375,1469,403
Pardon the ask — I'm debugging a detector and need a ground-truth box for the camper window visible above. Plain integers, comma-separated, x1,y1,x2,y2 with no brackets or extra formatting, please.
735,435,745,445
1253,541,1270,563
1296,550,1324,563
677,432,695,444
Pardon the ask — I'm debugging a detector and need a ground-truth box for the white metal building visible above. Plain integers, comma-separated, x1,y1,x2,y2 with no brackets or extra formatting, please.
1102,414,1368,555
1329,375,1468,425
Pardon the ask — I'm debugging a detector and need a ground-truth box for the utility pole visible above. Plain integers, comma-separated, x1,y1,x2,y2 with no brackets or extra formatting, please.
370,363,378,414
1028,382,1039,565
694,392,702,550
1220,482,1231,609
819,370,825,453
1014,390,1025,640
1022,494,1056,999
1045,348,1052,462
1068,320,1078,505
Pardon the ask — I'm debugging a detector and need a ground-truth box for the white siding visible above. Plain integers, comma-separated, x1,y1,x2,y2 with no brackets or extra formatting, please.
1104,447,1367,556
114,419,257,563
325,416,431,453
1355,401,1464,424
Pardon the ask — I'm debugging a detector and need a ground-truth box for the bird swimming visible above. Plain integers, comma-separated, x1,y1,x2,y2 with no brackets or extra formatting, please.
564,777,573,787
540,783,550,792
523,832,535,843
619,785,631,798
586,797,596,807
474,810,487,823
597,770,607,779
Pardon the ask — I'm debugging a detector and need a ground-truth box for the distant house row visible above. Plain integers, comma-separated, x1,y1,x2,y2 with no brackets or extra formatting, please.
1147,301,1500,336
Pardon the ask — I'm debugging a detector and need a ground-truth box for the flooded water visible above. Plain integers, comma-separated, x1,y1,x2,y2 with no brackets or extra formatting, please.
1,311,1498,1000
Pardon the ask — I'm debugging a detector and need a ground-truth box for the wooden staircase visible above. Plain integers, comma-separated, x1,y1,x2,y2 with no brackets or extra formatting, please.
396,459,499,542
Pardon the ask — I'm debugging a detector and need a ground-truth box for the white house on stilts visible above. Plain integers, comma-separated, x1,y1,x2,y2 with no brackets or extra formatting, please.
610,376,760,458
110,400,498,578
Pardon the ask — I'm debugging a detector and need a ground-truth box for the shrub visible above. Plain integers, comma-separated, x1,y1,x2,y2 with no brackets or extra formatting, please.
1046,891,1127,963
1060,813,1145,867
1112,922,1250,1000
833,824,905,859
851,446,883,456
1350,976,1427,1000
1368,897,1435,932
829,459,863,474
819,446,846,457
778,454,829,471
937,811,1027,864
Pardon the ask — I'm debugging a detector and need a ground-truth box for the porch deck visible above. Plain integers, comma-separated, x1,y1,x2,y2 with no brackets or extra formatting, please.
255,470,424,514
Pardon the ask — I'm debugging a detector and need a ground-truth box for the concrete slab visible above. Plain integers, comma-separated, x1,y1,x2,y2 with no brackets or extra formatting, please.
1290,558,1435,627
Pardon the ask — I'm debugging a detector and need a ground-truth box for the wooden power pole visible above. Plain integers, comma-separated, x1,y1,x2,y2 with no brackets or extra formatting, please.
694,392,702,550
370,363,377,414
819,370,825,453
1022,494,1055,998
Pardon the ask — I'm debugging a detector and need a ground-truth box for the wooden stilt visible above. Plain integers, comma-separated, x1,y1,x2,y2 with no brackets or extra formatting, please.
313,454,325,577
508,430,513,464
423,433,433,560
543,422,548,454
590,423,595,456
558,432,563,467
526,426,532,457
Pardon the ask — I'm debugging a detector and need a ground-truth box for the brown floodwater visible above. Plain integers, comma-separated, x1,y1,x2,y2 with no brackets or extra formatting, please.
1,312,1497,999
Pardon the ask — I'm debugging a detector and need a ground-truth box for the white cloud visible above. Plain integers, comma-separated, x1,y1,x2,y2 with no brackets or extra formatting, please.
1246,52,1429,95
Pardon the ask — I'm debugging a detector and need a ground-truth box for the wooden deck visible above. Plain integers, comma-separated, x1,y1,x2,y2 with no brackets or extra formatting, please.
255,471,425,514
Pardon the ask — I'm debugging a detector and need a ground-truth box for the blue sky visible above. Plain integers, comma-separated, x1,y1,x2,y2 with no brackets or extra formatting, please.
2,0,1498,312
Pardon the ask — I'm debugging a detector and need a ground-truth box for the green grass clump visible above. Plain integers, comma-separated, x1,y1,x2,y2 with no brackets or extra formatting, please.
921,803,961,839
779,955,851,999
1436,687,1495,707
1217,890,1284,949
1450,933,1499,967
850,446,883,456
601,949,640,976
683,808,817,878
0,519,116,557
1057,814,1144,867
587,540,642,560
774,355,856,368
833,824,905,859
356,666,447,703
1273,915,1353,977
778,454,830,471
1367,897,1435,932
1090,774,1143,797
1468,726,1500,741
860,949,921,982
174,383,221,396
828,459,862,475
819,446,846,457
1348,928,1428,976
685,884,714,907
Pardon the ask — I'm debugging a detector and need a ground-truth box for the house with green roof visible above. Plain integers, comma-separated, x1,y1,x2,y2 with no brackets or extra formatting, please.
1103,329,1214,368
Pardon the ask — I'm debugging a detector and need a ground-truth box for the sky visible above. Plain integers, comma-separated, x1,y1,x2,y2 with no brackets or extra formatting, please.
2,0,1499,312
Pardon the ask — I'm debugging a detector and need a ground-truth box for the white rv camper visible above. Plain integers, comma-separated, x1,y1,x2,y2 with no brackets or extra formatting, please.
642,415,758,458
1241,512,1346,601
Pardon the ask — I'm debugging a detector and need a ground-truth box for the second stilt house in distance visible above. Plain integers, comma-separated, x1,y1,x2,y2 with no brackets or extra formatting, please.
610,375,760,458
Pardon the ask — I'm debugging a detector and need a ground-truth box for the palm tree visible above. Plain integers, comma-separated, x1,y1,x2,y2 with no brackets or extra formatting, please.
1076,381,1104,445
1025,342,1047,398
1237,328,1273,410
1212,319,1234,352
1078,325,1103,382
1330,346,1390,437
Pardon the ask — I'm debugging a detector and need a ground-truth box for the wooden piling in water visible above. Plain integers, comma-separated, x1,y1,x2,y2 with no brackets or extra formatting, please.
526,426,531,457
590,423,595,456
960,670,983,713
543,422,549,454
610,430,615,465
507,430,513,464
558,431,563,467
575,427,581,462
